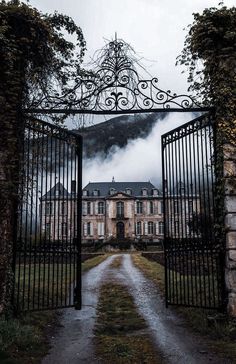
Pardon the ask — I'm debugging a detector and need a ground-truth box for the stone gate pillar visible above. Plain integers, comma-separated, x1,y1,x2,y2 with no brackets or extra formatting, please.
224,143,236,317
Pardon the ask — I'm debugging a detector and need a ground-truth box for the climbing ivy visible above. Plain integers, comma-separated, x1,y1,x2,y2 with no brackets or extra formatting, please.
178,4,236,251
0,0,86,117
177,4,236,144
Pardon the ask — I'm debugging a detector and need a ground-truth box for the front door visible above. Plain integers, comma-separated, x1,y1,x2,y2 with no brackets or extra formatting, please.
116,222,125,240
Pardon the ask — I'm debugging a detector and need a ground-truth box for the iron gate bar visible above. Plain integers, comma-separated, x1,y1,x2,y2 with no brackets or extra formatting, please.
12,118,82,312
162,113,225,310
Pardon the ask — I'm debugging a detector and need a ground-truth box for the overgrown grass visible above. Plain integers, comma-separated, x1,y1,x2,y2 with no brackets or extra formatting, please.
1,254,108,364
109,255,123,269
82,254,107,272
94,282,164,364
132,253,236,363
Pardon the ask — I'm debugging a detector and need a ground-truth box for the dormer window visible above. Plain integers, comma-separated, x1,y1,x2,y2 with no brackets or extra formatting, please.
55,189,60,196
110,188,116,195
125,188,132,195
142,188,148,196
152,189,158,196
83,190,88,196
93,189,99,196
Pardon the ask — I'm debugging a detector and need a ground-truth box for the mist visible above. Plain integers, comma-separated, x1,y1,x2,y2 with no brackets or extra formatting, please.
82,112,199,188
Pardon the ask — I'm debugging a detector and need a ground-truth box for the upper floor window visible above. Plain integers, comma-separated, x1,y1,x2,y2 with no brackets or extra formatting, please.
148,221,154,235
87,201,91,215
83,190,88,196
110,188,116,195
136,201,143,214
159,221,164,235
116,201,124,217
61,202,67,215
160,201,164,214
45,202,53,215
98,201,104,214
142,188,148,196
93,189,99,196
174,201,179,214
136,221,142,235
149,201,154,214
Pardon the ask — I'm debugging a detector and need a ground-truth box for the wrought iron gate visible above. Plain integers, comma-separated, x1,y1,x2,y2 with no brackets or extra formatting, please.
12,118,82,312
162,113,225,310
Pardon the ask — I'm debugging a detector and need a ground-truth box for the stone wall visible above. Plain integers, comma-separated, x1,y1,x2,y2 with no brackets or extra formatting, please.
224,143,236,317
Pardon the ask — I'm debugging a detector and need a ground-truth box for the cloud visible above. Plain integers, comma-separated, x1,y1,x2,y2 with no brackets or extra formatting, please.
82,112,196,187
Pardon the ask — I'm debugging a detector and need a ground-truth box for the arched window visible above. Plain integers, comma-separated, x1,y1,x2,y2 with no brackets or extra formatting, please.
116,201,124,218
98,201,104,214
136,221,142,235
159,221,164,235
148,221,154,234
136,201,143,214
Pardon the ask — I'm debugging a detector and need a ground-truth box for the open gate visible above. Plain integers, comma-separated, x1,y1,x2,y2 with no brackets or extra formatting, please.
12,118,82,312
162,113,226,310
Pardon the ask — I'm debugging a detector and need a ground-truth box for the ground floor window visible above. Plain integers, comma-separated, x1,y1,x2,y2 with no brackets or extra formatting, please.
84,222,93,236
61,222,67,237
159,221,164,235
136,221,142,235
148,221,154,234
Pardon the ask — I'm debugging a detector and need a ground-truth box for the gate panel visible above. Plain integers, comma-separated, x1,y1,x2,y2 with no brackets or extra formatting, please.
13,118,82,312
162,114,225,310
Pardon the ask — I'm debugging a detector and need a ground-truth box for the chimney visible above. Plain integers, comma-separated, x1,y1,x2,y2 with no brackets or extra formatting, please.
71,180,76,193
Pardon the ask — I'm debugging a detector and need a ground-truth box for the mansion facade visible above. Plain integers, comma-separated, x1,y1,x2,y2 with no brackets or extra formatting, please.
82,181,164,243
40,180,200,244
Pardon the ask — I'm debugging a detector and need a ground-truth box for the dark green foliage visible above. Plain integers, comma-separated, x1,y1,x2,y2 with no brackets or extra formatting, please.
177,5,236,142
0,0,86,113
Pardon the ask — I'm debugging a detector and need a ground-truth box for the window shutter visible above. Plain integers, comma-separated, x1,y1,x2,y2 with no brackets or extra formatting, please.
101,222,105,236
84,223,87,236
144,222,148,235
90,222,94,236
98,222,102,236
141,221,143,235
95,202,98,215
135,222,138,235
155,222,159,235
135,201,137,214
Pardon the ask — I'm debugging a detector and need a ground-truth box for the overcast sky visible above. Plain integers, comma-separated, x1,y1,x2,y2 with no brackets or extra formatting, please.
29,0,235,94
27,0,235,185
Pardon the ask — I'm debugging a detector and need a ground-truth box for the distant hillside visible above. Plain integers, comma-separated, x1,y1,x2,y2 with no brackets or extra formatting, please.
73,113,167,158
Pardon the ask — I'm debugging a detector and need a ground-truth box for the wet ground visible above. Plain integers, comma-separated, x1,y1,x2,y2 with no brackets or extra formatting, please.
42,254,229,364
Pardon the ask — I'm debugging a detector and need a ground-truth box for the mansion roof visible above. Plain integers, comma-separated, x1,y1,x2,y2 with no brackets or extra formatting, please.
83,181,160,198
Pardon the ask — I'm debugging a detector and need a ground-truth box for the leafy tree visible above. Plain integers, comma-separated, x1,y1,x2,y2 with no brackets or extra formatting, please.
0,0,86,313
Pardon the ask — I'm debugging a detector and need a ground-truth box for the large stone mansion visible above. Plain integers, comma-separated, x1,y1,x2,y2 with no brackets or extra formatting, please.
40,180,164,244
40,180,200,244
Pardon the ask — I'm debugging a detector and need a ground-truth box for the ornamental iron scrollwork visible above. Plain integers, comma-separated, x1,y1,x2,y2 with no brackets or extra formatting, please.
28,38,206,113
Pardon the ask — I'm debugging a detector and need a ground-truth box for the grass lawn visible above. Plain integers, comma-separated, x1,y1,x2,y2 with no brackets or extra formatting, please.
94,282,164,364
0,254,108,364
132,253,236,363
